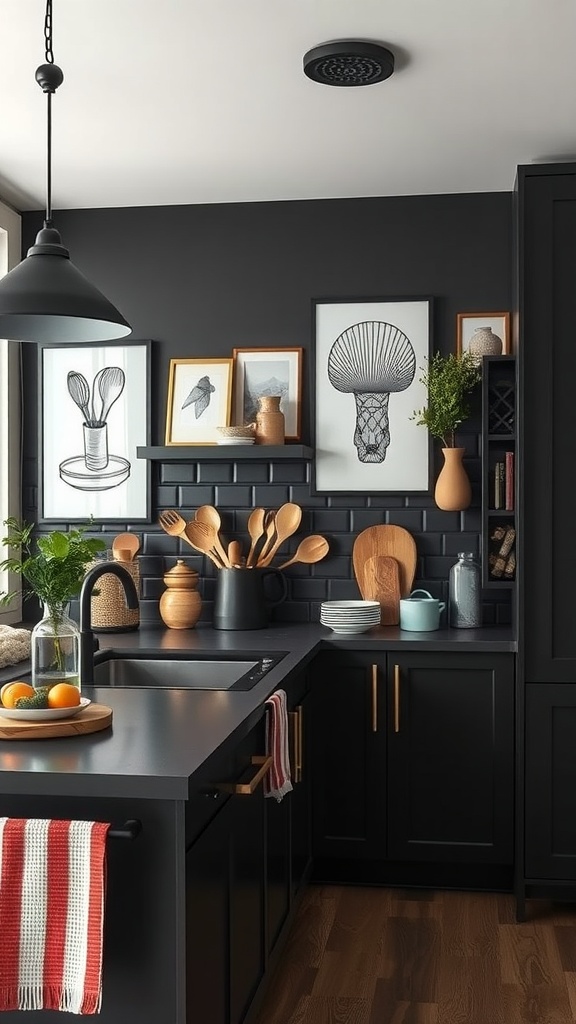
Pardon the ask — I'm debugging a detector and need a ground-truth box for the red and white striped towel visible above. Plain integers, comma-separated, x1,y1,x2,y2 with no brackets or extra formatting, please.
264,689,293,802
0,818,110,1015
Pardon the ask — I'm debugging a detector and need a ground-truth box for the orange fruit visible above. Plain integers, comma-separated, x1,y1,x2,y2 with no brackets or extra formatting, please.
47,683,81,709
1,681,35,708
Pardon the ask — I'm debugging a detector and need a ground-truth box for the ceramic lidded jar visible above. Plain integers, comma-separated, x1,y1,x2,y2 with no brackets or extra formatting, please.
468,326,503,363
159,560,202,629
255,395,285,445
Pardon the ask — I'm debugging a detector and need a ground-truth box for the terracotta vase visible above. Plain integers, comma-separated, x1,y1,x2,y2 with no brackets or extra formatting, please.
434,447,472,511
255,395,285,445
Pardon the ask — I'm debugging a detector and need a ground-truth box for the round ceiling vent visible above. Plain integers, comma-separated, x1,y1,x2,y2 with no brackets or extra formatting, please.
303,41,395,87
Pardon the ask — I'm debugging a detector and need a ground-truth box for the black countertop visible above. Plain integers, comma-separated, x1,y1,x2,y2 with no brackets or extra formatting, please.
0,623,516,802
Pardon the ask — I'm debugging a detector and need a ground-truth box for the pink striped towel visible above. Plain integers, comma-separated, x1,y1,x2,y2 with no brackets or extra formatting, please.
0,818,110,1015
264,689,293,802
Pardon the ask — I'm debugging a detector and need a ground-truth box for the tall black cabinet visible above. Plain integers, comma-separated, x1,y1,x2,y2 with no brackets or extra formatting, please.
517,162,576,915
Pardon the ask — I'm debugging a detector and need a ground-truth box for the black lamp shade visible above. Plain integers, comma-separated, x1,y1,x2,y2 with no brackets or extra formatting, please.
0,227,132,343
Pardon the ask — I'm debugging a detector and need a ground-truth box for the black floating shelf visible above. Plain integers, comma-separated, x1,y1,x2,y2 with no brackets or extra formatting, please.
488,509,515,517
137,445,314,462
488,433,516,443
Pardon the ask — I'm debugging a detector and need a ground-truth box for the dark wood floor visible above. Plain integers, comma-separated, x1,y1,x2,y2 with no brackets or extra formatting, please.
253,885,576,1024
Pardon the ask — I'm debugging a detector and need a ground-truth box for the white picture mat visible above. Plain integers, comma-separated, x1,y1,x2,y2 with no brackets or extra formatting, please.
233,350,301,438
315,300,430,493
459,315,509,353
167,360,232,443
41,343,148,521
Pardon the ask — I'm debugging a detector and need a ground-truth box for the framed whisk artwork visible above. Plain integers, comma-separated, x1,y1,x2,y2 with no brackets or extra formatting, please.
39,340,151,522
312,297,432,494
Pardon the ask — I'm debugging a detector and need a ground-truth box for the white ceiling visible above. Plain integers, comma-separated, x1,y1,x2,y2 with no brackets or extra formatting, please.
1,0,575,213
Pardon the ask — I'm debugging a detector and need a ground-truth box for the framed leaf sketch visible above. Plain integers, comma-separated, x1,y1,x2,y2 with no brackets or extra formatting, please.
312,297,432,495
39,340,151,522
232,347,303,440
165,358,233,444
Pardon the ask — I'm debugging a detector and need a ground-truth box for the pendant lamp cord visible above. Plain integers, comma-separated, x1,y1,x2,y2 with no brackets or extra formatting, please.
36,0,63,229
44,0,54,226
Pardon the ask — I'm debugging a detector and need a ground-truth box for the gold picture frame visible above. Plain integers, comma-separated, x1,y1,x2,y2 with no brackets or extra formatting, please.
165,358,233,445
232,347,303,441
456,311,511,356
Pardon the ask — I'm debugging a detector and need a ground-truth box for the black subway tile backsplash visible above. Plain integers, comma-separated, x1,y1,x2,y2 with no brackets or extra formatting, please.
24,446,510,627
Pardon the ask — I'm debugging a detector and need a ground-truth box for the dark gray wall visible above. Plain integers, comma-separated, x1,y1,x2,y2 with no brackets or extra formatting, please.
21,192,513,626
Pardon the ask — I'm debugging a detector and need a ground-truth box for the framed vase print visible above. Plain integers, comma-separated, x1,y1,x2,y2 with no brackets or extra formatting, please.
312,297,432,495
39,340,151,522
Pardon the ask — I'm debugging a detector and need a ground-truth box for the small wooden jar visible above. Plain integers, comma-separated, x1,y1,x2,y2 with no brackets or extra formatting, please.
159,560,202,629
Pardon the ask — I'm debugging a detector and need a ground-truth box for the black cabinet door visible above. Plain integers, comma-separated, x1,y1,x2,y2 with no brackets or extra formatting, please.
525,684,576,880
519,166,576,681
387,652,514,864
290,692,312,896
311,651,386,860
265,772,290,955
186,804,231,1024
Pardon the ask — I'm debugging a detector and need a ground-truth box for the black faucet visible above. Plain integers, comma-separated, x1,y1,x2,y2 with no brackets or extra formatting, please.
79,562,139,685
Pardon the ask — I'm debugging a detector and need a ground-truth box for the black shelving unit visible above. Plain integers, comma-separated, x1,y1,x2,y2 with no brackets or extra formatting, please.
481,356,516,588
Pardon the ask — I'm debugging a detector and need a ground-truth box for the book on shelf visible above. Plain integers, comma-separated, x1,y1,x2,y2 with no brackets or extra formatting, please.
505,451,514,511
493,461,505,509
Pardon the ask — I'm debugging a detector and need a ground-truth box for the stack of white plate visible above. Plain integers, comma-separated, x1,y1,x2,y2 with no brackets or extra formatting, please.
320,600,381,634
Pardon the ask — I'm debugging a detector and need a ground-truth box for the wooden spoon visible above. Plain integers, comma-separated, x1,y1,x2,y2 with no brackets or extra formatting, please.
258,502,303,567
112,532,140,561
228,540,243,567
245,508,266,568
183,521,224,569
277,535,329,570
254,510,277,565
195,506,230,567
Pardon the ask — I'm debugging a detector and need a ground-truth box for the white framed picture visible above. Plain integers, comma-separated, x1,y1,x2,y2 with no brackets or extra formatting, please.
313,297,432,494
165,358,233,444
39,340,150,522
232,347,303,441
456,312,511,355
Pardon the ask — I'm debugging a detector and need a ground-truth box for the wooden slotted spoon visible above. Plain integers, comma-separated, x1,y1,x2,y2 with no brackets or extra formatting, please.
277,535,329,570
195,506,230,567
158,510,221,568
183,521,225,569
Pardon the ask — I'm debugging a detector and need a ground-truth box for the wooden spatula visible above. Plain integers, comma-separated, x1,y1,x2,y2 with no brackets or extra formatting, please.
359,554,401,625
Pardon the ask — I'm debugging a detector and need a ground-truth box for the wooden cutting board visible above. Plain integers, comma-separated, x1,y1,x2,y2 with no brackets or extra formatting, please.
353,525,417,604
361,554,401,625
0,703,112,741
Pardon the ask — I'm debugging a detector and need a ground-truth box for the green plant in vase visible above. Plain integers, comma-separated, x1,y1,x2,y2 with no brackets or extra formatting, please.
1,519,106,688
412,352,481,511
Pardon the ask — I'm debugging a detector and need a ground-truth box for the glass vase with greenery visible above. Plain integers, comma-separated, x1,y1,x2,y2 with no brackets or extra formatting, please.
412,351,481,448
0,519,106,686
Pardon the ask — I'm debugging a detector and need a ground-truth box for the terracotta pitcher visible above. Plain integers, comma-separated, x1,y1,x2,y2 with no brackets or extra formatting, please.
434,447,472,511
254,395,285,445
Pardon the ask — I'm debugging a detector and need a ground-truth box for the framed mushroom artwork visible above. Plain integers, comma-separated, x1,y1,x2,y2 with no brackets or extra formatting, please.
312,297,432,494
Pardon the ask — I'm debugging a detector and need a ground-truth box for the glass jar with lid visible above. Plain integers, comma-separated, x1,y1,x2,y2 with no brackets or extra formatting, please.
449,552,482,628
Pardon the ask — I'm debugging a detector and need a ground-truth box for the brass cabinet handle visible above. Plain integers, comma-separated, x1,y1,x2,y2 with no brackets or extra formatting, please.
296,704,304,783
394,664,400,733
371,664,378,732
233,755,273,795
289,710,301,783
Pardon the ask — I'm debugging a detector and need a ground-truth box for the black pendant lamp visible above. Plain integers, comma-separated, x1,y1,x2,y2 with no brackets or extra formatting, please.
0,0,131,343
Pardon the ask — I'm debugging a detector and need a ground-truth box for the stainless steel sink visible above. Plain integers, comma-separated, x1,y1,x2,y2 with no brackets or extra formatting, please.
92,652,286,690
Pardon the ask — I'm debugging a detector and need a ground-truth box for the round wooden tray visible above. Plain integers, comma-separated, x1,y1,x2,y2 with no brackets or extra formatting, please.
0,702,112,741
